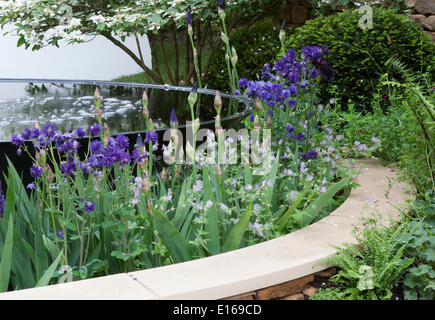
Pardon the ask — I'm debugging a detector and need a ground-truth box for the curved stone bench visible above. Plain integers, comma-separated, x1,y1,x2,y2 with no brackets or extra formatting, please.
0,158,414,300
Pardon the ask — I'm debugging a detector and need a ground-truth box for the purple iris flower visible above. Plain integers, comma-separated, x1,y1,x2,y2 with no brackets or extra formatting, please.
170,108,178,126
186,10,193,26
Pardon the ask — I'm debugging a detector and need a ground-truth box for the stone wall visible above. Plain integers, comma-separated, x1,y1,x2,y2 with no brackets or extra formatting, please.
408,0,435,41
222,267,337,300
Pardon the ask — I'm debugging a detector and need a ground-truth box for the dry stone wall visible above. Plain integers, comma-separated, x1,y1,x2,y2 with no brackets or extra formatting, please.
222,267,338,300
408,0,435,41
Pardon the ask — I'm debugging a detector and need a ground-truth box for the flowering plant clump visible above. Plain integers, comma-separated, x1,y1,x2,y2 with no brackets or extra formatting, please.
236,44,352,203
0,19,353,292
1,68,353,289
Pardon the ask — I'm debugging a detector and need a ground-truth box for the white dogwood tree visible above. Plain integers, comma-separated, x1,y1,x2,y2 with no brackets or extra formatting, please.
0,0,280,85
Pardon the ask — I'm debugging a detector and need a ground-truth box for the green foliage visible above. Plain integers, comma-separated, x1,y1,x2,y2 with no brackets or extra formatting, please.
285,8,435,111
204,22,283,92
311,287,353,300
311,221,414,300
396,190,435,300
324,71,435,194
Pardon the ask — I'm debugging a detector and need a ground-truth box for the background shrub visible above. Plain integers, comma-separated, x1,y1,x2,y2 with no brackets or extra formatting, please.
284,8,435,112
204,22,284,92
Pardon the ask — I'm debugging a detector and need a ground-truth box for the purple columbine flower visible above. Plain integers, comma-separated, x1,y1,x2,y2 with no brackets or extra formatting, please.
90,140,103,154
56,231,64,239
239,78,249,89
89,123,101,136
74,127,86,138
21,128,31,140
30,166,43,178
296,132,306,142
11,134,24,147
61,155,78,176
26,183,36,190
145,131,158,144
30,128,41,139
301,149,318,160
42,124,57,138
132,149,147,163
115,134,129,150
82,200,96,213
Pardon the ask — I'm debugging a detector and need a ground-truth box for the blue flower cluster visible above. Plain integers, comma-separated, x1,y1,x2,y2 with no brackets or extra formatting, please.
84,135,132,174
11,123,159,178
239,45,333,108
11,123,86,154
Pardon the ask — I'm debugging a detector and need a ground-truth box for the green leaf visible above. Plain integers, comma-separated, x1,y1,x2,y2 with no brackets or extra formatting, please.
276,186,311,232
222,203,252,253
202,167,220,255
151,206,192,263
35,251,63,287
293,177,352,228
17,36,26,47
263,151,280,204
0,214,14,292
34,226,49,281
171,176,193,230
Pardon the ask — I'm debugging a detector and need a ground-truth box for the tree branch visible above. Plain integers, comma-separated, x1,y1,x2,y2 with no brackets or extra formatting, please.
103,33,161,83
135,34,146,67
